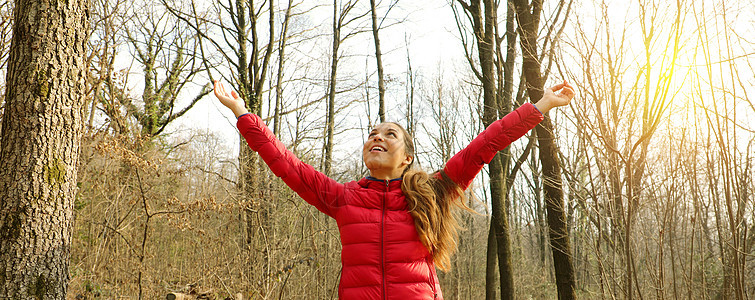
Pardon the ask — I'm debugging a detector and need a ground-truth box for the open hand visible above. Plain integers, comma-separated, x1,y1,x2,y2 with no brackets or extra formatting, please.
535,80,575,114
213,80,249,117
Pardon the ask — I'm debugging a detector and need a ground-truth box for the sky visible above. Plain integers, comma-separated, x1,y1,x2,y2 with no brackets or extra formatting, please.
161,0,470,168
121,0,755,179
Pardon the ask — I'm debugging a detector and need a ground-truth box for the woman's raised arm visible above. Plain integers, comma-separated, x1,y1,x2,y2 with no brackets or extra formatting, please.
214,81,343,218
442,81,575,189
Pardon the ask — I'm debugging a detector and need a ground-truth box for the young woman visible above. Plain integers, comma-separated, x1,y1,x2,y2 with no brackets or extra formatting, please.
214,80,574,299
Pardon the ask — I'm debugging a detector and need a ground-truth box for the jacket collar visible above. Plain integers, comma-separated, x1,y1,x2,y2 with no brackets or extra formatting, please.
358,176,403,191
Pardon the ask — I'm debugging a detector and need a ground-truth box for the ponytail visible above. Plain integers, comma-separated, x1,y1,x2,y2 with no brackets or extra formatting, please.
402,169,468,271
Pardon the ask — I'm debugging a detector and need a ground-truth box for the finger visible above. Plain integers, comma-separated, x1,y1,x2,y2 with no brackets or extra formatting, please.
560,86,575,99
563,85,574,94
231,91,240,99
213,80,224,97
215,81,230,99
562,81,574,92
543,86,554,95
566,82,577,94
550,82,566,92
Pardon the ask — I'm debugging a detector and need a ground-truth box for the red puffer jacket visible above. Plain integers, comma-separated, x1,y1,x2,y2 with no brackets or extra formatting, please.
237,103,543,299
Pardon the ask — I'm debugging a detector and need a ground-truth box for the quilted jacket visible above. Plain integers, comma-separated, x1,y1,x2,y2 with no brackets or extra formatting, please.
236,103,544,299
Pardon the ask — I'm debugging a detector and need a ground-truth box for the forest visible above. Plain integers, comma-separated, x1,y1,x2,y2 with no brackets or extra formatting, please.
0,0,753,299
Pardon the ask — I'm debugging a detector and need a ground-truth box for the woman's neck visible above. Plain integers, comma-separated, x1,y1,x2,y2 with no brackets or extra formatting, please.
368,169,403,181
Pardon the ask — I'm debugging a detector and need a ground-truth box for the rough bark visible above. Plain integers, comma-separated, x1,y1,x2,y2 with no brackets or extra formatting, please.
0,0,89,297
511,0,576,299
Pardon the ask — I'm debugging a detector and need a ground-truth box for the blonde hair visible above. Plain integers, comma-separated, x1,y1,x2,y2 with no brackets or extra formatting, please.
391,123,472,272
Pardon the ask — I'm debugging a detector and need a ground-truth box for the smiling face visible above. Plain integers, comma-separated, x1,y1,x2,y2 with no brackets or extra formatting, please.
362,122,414,180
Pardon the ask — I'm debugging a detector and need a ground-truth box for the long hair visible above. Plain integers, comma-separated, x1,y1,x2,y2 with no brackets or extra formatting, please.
391,123,472,272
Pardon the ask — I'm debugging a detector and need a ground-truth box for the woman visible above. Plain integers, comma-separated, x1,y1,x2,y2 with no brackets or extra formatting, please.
214,80,574,299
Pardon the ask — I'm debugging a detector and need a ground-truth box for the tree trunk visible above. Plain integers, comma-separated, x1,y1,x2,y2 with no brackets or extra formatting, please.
511,0,576,299
478,0,517,298
455,0,516,298
0,0,89,297
369,0,386,122
274,0,294,136
488,155,515,300
323,0,341,176
404,43,415,137
485,219,499,300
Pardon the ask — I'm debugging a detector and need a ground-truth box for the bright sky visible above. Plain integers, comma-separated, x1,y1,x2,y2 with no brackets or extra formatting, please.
146,0,754,178
162,1,468,169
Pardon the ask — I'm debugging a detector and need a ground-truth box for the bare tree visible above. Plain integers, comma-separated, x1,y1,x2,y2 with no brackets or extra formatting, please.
322,0,369,176
453,0,520,298
510,0,576,298
121,3,210,138
85,0,131,133
403,35,417,138
368,0,398,122
691,2,752,298
165,0,334,296
272,0,295,136
369,0,385,122
566,0,686,298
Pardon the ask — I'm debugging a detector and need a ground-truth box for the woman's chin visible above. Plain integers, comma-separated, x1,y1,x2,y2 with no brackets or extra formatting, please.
364,163,388,175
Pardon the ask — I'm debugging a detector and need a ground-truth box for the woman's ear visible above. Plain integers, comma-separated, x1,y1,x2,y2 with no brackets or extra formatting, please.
403,155,413,167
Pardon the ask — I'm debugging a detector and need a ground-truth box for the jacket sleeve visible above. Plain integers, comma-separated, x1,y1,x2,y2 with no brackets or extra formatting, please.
442,103,544,190
237,113,342,218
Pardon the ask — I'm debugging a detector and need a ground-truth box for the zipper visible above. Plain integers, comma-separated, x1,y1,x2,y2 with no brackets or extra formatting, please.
426,257,438,299
381,179,388,300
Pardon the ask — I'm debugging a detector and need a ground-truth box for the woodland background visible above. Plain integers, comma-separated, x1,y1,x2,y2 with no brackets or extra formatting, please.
0,0,753,299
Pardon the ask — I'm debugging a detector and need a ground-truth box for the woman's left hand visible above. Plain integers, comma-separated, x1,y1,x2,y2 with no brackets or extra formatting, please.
535,80,575,114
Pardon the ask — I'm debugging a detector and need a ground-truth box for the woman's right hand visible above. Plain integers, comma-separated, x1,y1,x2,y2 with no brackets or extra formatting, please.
214,80,249,118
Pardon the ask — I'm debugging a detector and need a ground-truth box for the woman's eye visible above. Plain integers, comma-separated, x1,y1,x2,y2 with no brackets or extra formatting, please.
388,132,396,137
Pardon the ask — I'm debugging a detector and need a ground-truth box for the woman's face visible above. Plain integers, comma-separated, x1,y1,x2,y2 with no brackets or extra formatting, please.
362,123,413,179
